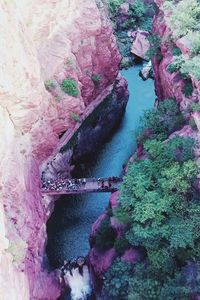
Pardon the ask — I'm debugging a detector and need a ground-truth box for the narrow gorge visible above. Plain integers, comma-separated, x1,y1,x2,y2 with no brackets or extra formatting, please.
1,0,200,300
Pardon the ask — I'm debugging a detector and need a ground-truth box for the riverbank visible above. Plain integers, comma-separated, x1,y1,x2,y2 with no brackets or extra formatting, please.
46,65,155,269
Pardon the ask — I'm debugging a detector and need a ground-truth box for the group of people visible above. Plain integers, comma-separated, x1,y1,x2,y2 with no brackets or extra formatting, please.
41,175,122,193
41,178,87,192
97,176,121,189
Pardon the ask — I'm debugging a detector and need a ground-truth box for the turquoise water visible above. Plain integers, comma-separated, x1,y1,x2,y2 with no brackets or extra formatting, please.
46,65,156,267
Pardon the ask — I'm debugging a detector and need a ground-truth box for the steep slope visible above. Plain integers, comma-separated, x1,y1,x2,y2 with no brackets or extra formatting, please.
0,0,123,299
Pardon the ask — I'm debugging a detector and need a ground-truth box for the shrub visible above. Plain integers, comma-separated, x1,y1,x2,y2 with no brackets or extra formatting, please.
191,102,200,112
60,78,79,97
114,237,131,255
114,206,131,224
180,56,200,80
189,117,198,130
91,74,102,86
70,112,81,123
102,258,134,300
164,136,195,162
95,217,117,251
146,34,161,60
136,98,184,143
167,0,200,39
167,55,184,74
129,0,147,22
183,81,193,96
187,32,200,55
108,0,124,16
45,80,56,91
172,47,182,56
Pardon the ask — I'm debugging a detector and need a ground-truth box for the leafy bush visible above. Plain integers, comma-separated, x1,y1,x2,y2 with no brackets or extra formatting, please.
180,56,200,80
102,258,134,300
167,0,200,39
136,98,184,143
189,117,198,130
183,81,193,96
129,0,147,22
114,237,130,255
60,78,79,97
91,74,102,86
70,112,81,123
164,136,195,162
167,55,185,74
114,207,131,224
187,32,200,55
172,47,182,56
108,0,124,16
45,80,56,91
146,34,161,60
190,102,200,112
95,217,117,251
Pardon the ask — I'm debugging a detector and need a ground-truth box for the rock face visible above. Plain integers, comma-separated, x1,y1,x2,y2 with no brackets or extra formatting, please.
152,0,200,107
0,0,123,299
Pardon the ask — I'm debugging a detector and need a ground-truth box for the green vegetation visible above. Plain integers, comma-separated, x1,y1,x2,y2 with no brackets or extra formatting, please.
180,56,200,80
164,0,200,82
94,216,117,251
108,0,155,69
165,0,200,39
136,98,184,143
44,80,56,91
190,102,200,112
189,117,198,130
167,55,185,74
114,237,130,255
183,81,193,96
102,99,200,299
60,78,79,97
146,34,161,60
70,112,81,123
91,74,102,86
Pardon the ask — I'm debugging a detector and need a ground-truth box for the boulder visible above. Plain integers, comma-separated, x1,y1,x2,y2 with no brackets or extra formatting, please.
131,30,150,60
139,61,153,80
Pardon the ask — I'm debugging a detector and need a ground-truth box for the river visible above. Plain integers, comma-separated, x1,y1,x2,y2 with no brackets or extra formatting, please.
46,64,156,268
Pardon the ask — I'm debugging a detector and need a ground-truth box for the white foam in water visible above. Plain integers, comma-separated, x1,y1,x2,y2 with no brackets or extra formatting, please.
64,266,91,300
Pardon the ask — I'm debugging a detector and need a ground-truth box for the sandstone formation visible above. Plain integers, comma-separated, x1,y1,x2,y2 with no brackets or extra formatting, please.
0,0,124,299
152,0,200,107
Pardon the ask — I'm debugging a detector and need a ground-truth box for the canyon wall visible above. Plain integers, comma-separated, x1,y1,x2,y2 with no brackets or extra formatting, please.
152,0,200,110
0,0,123,299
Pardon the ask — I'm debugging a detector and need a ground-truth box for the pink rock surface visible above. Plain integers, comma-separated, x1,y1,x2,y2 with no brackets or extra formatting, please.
109,191,120,210
0,0,121,299
131,30,150,60
91,213,108,238
89,248,117,278
152,3,200,106
110,217,127,237
122,248,141,263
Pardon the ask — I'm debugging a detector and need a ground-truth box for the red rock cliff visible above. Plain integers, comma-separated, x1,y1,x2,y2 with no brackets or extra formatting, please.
0,1,122,299
152,0,200,111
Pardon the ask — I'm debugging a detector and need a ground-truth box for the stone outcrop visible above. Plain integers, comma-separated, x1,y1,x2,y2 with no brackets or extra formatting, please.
0,0,124,299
